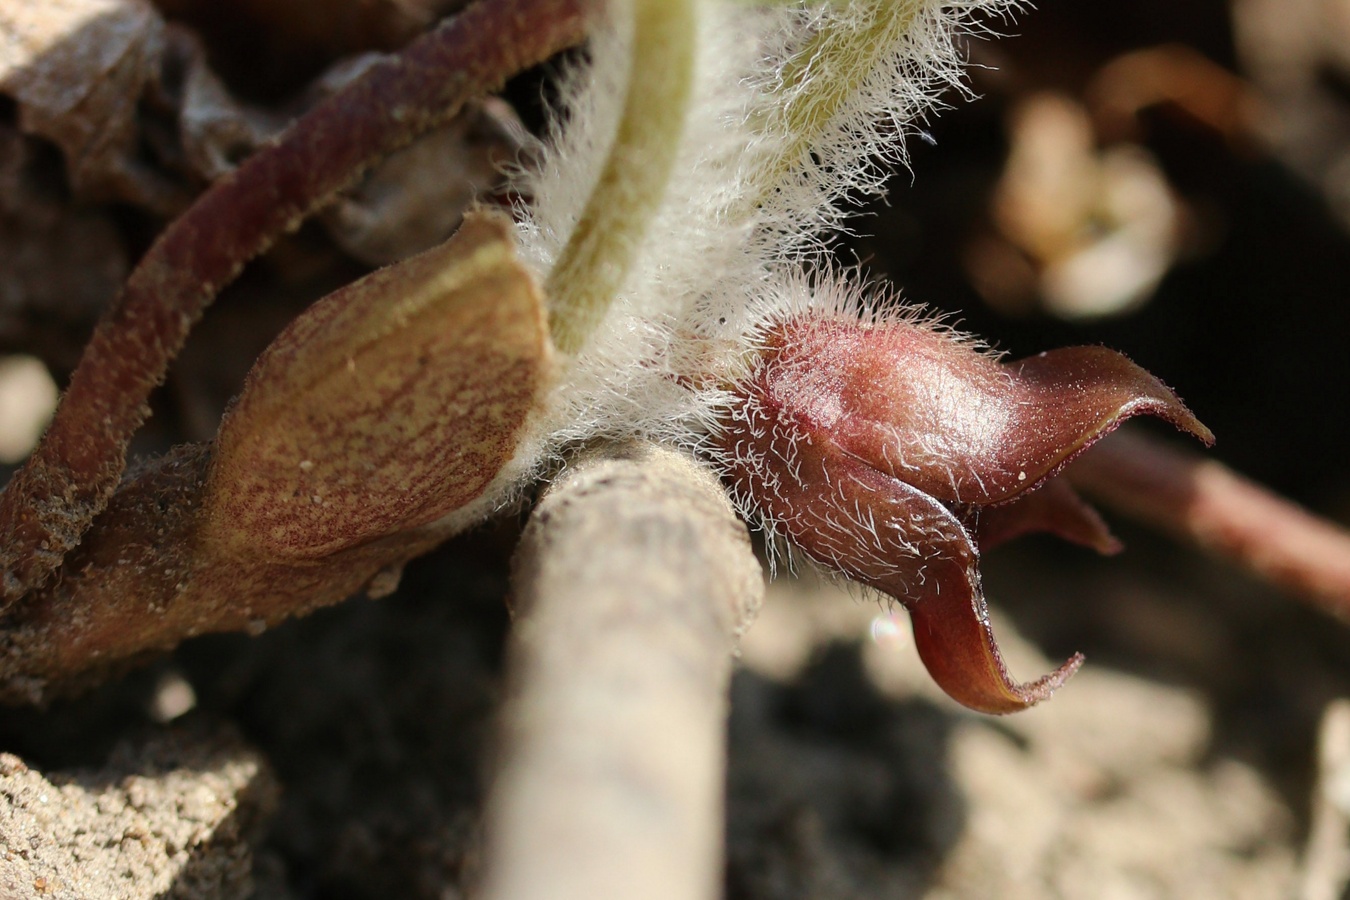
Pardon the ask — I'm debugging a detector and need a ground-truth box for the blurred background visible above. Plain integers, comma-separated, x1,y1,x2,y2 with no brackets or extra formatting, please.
2,0,1350,897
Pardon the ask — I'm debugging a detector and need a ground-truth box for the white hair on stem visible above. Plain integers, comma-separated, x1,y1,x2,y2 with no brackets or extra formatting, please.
744,0,1023,263
510,0,779,460
490,0,1018,515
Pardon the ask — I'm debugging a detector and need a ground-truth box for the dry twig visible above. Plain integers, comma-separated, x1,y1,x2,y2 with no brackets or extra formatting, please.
480,443,763,900
1301,700,1350,900
1068,429,1350,616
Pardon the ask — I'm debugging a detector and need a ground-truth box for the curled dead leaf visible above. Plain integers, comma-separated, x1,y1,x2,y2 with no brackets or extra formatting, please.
0,0,185,211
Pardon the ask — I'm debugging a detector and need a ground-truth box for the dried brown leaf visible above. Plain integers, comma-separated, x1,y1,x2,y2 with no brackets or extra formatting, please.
0,126,129,365
0,0,187,212
151,0,468,96
319,93,526,266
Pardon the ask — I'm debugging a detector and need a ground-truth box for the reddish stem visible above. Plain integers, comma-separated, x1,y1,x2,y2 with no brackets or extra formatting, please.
0,0,596,603
1068,430,1350,617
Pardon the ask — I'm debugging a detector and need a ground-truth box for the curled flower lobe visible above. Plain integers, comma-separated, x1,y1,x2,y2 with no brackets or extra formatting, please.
759,316,1213,505
716,308,1212,713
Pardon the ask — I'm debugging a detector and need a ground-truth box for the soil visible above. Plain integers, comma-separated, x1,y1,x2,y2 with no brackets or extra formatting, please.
2,523,1344,898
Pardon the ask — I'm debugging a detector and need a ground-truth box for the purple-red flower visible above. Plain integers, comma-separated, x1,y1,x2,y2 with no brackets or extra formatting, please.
715,311,1213,714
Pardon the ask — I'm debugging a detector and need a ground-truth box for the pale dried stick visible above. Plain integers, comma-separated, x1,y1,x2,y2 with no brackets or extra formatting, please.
1300,699,1350,900
1067,428,1350,617
479,443,763,900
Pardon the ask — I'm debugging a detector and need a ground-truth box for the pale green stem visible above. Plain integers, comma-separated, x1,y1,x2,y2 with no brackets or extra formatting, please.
546,0,698,355
748,0,924,204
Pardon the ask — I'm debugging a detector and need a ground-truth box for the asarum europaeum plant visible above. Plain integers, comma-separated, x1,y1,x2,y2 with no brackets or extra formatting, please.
495,0,1212,713
711,304,1211,712
0,0,1212,712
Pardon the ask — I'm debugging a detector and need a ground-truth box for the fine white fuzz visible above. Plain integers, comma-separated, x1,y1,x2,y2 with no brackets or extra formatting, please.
497,0,1016,508
509,0,780,466
510,7,636,282
694,267,979,571
747,0,1022,262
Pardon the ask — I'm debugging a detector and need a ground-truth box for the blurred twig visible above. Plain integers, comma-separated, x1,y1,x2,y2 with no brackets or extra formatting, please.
1068,429,1350,617
479,443,763,900
1301,700,1350,900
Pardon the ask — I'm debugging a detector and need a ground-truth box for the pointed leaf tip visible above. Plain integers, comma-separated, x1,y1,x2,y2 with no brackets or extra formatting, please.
907,571,1086,714
765,318,1212,507
859,479,1085,714
1006,345,1215,473
972,479,1124,556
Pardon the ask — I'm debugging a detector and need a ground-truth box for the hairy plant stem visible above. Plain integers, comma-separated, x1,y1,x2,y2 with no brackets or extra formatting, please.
545,0,698,355
750,0,923,202
0,0,596,605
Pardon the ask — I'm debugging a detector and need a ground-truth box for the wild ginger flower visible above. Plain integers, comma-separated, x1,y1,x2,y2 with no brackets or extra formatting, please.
710,290,1213,712
505,0,1215,713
